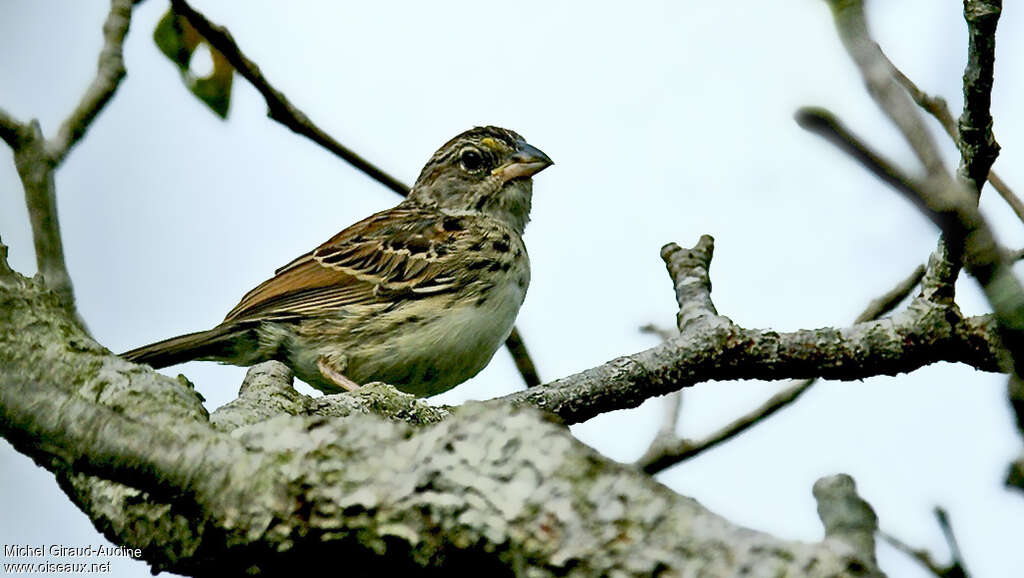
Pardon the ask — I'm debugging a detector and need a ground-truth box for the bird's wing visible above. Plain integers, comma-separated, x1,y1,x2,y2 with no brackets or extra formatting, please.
222,205,494,323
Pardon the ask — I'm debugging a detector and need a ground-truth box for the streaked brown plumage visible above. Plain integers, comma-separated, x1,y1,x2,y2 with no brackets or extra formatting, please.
122,126,552,396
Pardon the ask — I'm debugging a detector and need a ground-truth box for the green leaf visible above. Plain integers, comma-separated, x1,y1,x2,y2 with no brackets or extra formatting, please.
153,8,234,119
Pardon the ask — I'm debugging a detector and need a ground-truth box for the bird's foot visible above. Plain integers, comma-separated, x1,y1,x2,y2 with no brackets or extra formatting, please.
317,357,361,392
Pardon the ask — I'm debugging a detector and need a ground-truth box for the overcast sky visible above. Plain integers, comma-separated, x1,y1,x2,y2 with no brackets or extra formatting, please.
3,1,1024,576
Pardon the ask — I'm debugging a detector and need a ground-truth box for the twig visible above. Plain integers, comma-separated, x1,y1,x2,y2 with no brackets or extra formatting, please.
0,0,133,322
878,506,969,578
957,0,1002,192
884,51,1024,223
825,1,949,179
811,1,1024,380
799,106,1024,358
0,233,15,281
817,0,1024,486
639,324,683,440
1009,454,1024,492
48,0,132,164
0,107,22,149
639,323,678,343
636,264,924,474
813,474,879,568
879,533,951,577
168,0,408,197
662,237,722,332
168,0,542,387
14,120,76,312
934,507,967,575
505,328,541,387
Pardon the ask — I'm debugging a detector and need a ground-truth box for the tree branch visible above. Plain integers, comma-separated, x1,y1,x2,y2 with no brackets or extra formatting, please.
814,1,1023,365
884,50,1024,224
0,270,880,577
0,0,134,322
816,0,1024,488
814,474,880,571
209,361,451,433
879,507,969,578
13,120,76,313
500,236,1007,424
48,0,132,164
957,0,1002,191
0,107,24,149
168,0,408,196
636,263,926,474
165,0,542,388
505,327,542,387
0,233,15,282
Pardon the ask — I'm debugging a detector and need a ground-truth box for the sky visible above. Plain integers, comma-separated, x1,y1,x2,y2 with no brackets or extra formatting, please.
2,1,1024,576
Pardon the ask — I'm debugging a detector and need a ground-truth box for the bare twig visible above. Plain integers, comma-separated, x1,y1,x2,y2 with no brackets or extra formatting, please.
798,107,1024,362
48,0,132,164
14,120,76,312
0,107,23,149
636,264,925,474
813,474,880,569
640,323,678,343
878,507,969,578
986,173,1024,223
168,0,409,197
0,0,133,322
1009,454,1024,492
816,0,1024,486
934,507,967,575
168,0,542,387
879,533,951,577
810,1,1024,381
639,324,683,442
824,2,948,179
957,0,1002,192
884,51,1024,223
505,327,541,387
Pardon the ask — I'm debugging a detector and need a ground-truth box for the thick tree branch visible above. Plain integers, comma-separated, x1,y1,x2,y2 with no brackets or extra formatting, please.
500,236,1007,424
0,270,880,577
210,361,451,433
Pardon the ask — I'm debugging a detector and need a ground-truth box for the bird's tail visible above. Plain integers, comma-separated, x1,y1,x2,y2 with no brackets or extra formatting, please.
121,325,244,369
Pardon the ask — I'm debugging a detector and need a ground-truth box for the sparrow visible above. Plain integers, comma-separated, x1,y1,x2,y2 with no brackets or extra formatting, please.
122,126,552,397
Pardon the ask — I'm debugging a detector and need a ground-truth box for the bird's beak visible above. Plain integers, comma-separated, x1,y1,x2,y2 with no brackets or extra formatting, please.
493,142,554,182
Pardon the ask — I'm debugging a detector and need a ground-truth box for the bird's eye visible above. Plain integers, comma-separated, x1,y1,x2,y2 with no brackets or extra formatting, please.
459,148,484,172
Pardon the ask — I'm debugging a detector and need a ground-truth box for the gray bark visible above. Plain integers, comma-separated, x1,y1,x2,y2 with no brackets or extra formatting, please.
1,262,884,577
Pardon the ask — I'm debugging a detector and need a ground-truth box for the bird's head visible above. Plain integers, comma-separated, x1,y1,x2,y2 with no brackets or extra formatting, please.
407,126,553,234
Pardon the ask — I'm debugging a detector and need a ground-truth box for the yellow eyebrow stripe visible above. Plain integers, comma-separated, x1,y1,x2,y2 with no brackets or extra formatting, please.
480,137,502,151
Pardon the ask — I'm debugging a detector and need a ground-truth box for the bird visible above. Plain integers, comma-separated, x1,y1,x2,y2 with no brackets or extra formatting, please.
122,126,552,397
